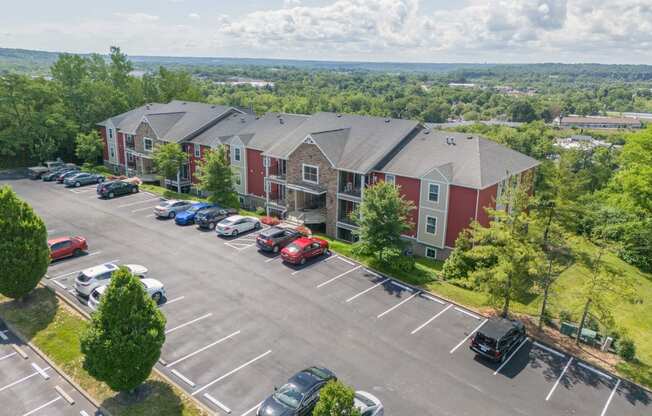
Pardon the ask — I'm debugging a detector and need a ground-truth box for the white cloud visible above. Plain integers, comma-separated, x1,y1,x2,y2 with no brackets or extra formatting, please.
113,13,160,24
188,12,201,20
283,0,302,7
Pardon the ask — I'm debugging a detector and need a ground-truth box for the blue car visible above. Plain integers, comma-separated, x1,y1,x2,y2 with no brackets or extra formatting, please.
174,202,216,225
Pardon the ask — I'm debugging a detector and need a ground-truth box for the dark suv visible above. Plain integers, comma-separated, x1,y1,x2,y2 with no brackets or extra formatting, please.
470,318,526,362
97,180,139,199
256,227,300,253
195,206,237,230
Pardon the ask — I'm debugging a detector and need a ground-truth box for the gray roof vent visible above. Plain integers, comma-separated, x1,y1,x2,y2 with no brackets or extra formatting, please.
423,129,430,135
467,135,474,140
385,118,391,123
446,136,456,145
279,118,285,124
336,114,342,118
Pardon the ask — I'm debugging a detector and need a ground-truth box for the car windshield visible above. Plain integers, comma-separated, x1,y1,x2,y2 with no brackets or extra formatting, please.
354,393,376,407
187,205,203,213
221,219,234,225
91,290,102,300
77,272,93,283
475,332,497,348
285,244,300,254
273,384,303,409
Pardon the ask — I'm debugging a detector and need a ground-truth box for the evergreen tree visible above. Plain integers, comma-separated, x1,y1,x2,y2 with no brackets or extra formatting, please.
196,145,239,207
81,268,166,392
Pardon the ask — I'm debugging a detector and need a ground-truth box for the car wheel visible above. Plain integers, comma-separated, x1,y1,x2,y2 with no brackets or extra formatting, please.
273,245,280,253
300,257,306,265
73,248,82,257
152,292,163,304
209,222,216,230
97,178,103,183
132,187,138,193
169,211,176,219
108,192,115,199
254,222,261,230
231,229,239,237
75,182,81,187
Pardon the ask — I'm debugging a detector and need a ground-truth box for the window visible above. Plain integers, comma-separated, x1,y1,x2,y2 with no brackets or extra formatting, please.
234,173,242,186
302,164,319,184
108,128,113,139
194,146,201,158
144,138,153,152
425,247,437,259
109,146,115,158
426,216,437,234
428,183,440,202
234,147,241,162
385,174,396,185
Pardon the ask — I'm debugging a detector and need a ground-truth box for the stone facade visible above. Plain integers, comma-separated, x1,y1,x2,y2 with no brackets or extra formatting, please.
286,142,338,237
134,121,160,154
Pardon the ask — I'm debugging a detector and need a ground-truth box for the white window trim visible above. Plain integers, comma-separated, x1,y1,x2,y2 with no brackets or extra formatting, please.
385,174,396,185
143,137,153,152
263,156,270,167
428,183,440,203
425,246,437,259
194,146,201,158
425,216,437,235
233,146,242,162
302,164,319,184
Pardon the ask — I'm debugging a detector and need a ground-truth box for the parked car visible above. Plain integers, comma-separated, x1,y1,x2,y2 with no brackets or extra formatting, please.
354,391,384,416
153,199,194,219
470,317,526,362
256,227,300,253
257,367,336,416
88,278,166,310
55,169,81,183
41,164,77,181
195,206,238,230
281,237,329,265
48,236,88,261
96,180,139,199
74,262,148,298
174,202,216,225
216,215,261,237
28,160,66,179
64,172,105,187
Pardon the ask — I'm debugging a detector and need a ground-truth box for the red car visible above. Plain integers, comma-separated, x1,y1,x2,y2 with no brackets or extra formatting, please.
48,236,88,261
280,236,329,265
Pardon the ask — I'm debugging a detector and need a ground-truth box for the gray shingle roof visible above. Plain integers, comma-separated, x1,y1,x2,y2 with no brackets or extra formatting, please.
234,113,310,151
379,130,540,189
190,112,257,147
263,112,419,173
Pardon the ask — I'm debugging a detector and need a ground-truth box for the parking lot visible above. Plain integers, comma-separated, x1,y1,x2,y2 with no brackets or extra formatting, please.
5,176,651,416
0,320,100,416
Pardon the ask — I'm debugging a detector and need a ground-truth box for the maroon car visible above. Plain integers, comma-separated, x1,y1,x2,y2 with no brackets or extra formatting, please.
280,236,329,265
48,236,88,261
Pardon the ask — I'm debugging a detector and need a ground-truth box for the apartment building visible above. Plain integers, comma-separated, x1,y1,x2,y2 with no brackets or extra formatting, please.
99,101,539,259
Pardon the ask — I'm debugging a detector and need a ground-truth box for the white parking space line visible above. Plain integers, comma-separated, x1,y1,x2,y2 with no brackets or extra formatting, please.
0,367,50,393
52,280,67,289
324,255,340,262
21,396,62,416
494,338,529,375
532,341,565,358
55,385,75,405
0,330,8,340
0,352,17,361
345,278,389,303
316,265,362,288
167,330,241,368
145,214,155,218
143,192,156,197
290,257,328,276
265,256,281,263
600,379,621,416
132,205,158,213
162,296,185,306
449,319,488,354
192,350,272,396
171,369,196,387
389,280,413,292
546,357,573,401
225,242,254,251
47,229,58,234
454,307,481,320
165,313,213,334
377,292,420,319
32,362,50,379
241,401,264,416
204,393,232,414
421,293,446,305
577,362,612,380
337,257,355,266
411,304,452,335
80,411,90,416
118,197,161,208
69,188,95,194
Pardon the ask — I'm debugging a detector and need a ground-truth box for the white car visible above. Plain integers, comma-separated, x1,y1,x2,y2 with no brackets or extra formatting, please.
88,278,166,311
153,199,193,219
354,391,383,416
216,215,261,237
74,263,148,298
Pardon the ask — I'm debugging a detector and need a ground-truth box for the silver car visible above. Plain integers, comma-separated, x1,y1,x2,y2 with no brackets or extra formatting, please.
74,262,148,298
153,199,194,219
88,278,166,311
216,215,261,237
354,391,383,416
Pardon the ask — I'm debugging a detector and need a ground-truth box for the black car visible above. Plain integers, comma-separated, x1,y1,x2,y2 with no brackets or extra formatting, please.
55,169,81,183
256,226,300,253
195,206,238,230
42,166,75,181
470,318,526,362
257,367,336,416
96,180,139,199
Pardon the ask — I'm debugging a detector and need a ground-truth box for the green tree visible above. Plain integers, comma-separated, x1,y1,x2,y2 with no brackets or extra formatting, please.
508,100,537,122
80,268,166,392
312,380,361,416
196,145,239,207
152,142,186,193
609,126,652,215
75,130,104,165
353,181,414,267
0,186,49,299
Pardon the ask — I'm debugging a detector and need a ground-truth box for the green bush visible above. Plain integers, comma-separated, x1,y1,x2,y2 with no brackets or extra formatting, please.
255,206,266,216
619,338,636,362
559,310,573,323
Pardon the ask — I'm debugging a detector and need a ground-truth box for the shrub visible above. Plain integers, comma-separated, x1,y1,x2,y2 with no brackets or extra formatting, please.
382,246,415,273
255,206,266,216
618,338,636,362
260,216,281,226
559,310,573,323
295,225,311,236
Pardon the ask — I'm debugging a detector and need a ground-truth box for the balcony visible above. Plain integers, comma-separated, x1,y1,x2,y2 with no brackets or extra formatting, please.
267,159,287,183
337,199,359,227
338,171,362,198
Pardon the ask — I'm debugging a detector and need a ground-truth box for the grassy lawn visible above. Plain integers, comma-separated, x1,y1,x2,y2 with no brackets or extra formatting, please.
0,288,206,416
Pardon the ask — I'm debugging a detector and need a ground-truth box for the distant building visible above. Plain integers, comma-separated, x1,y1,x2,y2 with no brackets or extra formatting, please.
553,135,620,151
448,83,477,88
554,115,642,129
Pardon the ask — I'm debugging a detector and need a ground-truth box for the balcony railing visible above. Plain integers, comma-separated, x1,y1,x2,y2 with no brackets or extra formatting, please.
338,183,362,198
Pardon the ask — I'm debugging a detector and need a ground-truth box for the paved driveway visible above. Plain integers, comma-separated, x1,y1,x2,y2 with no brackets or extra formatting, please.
4,177,651,416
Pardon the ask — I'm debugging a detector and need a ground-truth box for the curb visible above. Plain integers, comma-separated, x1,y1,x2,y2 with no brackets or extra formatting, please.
45,283,216,416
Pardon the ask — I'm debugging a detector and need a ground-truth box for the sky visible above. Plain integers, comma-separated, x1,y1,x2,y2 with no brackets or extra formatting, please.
1,0,651,64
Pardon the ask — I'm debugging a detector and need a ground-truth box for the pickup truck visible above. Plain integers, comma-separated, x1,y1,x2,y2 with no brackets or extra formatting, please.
28,160,66,179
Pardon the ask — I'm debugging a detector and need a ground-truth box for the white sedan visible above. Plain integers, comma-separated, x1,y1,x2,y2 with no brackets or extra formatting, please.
216,215,261,237
88,278,166,311
354,391,383,416
74,263,148,298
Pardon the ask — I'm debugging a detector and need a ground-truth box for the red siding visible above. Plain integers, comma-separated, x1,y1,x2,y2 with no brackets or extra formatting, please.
99,127,108,161
476,184,497,227
247,148,265,197
117,133,125,165
445,185,477,247
395,175,419,237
